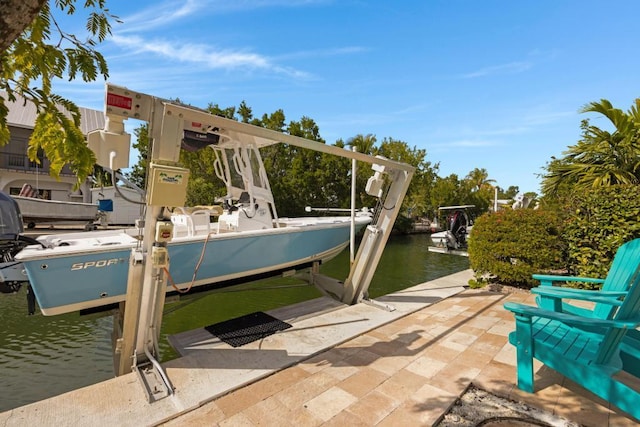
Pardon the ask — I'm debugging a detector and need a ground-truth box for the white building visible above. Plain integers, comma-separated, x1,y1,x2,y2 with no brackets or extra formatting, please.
0,92,104,202
91,186,144,225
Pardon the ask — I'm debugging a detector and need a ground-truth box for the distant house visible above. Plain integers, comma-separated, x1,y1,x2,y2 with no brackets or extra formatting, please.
0,92,104,203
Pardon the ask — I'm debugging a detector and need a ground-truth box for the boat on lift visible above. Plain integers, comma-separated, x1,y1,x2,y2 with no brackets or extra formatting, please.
428,205,475,256
13,84,414,317
14,142,372,316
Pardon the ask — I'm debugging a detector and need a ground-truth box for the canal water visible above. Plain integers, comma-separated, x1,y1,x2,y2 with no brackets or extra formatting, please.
0,234,469,412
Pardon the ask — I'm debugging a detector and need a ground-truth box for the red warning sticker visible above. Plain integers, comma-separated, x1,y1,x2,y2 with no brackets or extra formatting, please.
107,93,133,110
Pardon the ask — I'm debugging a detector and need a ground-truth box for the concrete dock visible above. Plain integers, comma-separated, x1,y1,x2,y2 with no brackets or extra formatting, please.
1,269,637,426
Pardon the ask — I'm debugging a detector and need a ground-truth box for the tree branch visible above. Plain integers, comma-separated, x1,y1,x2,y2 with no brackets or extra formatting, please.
0,0,47,53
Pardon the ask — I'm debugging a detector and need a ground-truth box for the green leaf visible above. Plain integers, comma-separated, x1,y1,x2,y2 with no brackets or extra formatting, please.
3,0,118,184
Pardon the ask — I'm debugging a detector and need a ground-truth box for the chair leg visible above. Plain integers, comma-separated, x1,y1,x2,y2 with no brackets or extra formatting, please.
514,314,534,392
620,340,640,378
607,379,640,422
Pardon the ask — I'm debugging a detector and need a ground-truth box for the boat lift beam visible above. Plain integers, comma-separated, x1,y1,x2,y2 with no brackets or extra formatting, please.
88,83,414,399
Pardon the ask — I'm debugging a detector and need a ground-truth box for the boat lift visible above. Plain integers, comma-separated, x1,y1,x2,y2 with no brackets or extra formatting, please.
87,83,414,401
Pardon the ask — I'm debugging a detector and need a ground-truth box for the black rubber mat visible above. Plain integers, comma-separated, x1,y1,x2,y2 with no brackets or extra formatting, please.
204,311,292,347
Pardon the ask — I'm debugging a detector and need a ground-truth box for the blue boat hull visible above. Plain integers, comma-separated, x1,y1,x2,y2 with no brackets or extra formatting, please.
21,224,356,315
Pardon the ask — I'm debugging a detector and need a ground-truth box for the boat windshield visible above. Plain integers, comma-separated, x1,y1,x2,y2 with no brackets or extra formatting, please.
221,145,271,198
0,192,24,238
224,148,245,191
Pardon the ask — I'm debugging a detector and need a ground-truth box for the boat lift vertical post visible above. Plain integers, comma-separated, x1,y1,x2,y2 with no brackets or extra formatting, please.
341,162,413,305
350,147,357,264
129,103,188,401
88,85,186,400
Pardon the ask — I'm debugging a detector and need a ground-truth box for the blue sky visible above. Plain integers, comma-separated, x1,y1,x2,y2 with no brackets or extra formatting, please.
53,0,640,194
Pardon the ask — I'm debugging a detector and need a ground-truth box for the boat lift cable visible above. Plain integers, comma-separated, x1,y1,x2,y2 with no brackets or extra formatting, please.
367,178,395,226
162,221,311,296
164,267,189,294
134,205,147,251
380,179,396,211
162,230,214,294
108,169,147,205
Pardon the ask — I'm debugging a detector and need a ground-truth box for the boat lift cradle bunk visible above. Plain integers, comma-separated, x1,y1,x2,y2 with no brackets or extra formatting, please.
59,84,414,401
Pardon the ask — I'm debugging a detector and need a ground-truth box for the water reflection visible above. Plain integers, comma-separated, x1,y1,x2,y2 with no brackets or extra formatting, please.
0,234,468,412
0,290,114,411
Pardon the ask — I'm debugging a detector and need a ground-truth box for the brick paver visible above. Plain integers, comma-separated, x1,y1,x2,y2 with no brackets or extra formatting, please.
162,289,639,426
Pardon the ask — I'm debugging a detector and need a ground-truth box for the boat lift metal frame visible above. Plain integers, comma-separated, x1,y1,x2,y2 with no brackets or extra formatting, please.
88,83,414,401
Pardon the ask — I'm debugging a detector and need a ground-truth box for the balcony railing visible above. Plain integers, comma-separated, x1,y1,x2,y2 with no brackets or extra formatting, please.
0,151,75,175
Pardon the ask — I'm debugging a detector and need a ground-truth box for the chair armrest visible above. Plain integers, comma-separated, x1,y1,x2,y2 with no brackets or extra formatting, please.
532,287,625,306
504,302,640,329
532,274,606,287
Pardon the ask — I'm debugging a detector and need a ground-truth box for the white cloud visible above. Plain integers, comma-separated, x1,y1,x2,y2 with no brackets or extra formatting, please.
110,35,311,79
460,61,532,79
444,139,499,148
275,46,369,61
106,0,346,83
116,0,332,33
467,126,530,137
50,83,107,110
116,0,205,33
319,103,428,131
521,110,574,126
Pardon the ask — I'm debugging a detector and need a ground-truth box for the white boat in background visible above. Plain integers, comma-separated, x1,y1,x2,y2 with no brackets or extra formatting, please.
429,205,475,256
12,194,99,230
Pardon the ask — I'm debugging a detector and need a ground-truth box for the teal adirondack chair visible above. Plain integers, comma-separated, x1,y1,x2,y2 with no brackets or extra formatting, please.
533,238,640,321
504,263,640,421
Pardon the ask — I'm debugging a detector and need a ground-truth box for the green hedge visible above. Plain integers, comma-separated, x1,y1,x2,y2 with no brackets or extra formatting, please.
563,185,640,281
468,209,565,288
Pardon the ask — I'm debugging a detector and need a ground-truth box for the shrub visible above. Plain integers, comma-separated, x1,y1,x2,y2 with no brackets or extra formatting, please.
562,185,640,281
394,214,414,234
467,278,487,289
468,209,565,288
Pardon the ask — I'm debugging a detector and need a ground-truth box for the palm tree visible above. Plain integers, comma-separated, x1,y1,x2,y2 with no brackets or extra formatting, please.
346,134,377,155
542,99,640,196
465,168,496,192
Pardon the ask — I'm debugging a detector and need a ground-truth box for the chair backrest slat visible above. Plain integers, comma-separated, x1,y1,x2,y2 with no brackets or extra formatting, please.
594,238,640,319
596,263,640,364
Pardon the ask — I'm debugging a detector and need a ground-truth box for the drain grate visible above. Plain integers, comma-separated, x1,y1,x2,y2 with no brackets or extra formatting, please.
204,311,292,347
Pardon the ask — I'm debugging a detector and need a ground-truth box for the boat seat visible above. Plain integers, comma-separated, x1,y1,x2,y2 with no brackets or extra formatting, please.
171,209,218,238
175,205,224,216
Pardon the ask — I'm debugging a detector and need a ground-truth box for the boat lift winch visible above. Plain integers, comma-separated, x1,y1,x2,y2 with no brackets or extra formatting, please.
87,83,414,402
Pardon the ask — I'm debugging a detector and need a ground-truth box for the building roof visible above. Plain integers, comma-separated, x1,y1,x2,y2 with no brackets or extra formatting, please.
2,91,104,135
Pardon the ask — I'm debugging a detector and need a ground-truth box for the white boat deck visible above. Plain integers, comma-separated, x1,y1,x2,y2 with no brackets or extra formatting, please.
0,270,472,426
